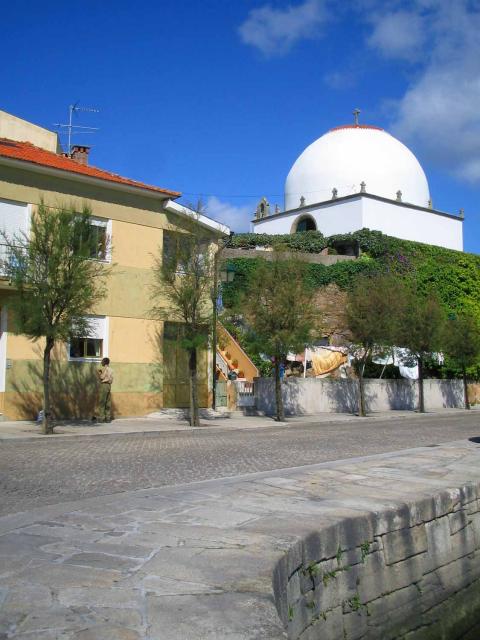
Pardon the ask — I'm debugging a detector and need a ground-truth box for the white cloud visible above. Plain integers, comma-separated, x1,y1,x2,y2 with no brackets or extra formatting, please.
368,1,480,182
392,68,480,182
206,196,253,232
367,10,426,61
238,0,328,57
324,70,357,90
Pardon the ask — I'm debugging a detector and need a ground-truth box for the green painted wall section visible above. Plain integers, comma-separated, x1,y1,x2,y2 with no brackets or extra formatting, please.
6,358,209,393
6,360,163,393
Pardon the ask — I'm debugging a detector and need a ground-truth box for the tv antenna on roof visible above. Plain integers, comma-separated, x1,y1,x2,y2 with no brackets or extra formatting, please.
54,102,100,154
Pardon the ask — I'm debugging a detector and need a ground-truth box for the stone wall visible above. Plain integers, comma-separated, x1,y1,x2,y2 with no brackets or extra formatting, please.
254,378,465,415
468,382,480,406
223,247,356,265
274,482,480,639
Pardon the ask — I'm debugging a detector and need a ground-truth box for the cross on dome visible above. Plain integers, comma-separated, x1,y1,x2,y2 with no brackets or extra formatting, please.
353,108,361,126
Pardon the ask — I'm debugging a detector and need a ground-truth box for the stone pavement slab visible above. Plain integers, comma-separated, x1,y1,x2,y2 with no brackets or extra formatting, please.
1,439,480,638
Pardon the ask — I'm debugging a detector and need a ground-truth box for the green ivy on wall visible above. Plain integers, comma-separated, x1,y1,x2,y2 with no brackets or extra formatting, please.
226,228,480,317
222,229,480,380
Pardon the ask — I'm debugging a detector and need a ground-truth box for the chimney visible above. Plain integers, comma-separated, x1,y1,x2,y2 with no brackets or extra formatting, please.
70,145,90,166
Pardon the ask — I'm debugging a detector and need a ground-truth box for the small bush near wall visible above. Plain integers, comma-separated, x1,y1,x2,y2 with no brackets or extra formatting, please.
229,231,327,253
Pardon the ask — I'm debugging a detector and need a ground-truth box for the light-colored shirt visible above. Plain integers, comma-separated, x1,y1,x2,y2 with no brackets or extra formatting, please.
98,365,114,385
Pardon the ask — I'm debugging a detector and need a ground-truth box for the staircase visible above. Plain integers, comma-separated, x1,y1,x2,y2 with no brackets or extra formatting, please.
216,322,259,382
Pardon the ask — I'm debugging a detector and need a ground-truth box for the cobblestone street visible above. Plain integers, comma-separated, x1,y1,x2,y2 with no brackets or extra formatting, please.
2,412,480,517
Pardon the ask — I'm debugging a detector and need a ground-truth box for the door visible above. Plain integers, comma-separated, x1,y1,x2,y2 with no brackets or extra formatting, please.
163,322,209,408
215,380,227,407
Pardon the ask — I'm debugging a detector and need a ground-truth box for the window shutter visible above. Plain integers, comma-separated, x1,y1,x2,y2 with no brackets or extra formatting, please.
0,199,28,240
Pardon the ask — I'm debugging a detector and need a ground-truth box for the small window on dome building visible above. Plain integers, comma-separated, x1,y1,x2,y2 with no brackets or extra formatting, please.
293,215,317,233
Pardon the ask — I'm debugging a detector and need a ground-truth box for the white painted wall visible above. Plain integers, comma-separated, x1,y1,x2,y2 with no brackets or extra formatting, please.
254,378,465,414
254,198,363,236
0,307,7,395
253,196,463,252
310,198,363,236
254,213,297,234
362,199,463,251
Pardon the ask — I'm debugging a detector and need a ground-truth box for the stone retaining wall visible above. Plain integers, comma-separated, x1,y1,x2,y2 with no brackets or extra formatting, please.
273,483,480,639
468,382,480,406
223,247,356,265
255,378,465,415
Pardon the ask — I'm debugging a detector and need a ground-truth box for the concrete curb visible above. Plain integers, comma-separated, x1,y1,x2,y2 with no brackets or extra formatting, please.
0,421,290,443
1,408,478,442
1,437,476,535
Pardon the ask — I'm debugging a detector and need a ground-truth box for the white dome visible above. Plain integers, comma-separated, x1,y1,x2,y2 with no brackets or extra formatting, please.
284,125,430,210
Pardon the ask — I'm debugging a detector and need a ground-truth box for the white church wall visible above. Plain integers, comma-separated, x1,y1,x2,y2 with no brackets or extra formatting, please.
253,195,463,252
362,199,463,251
309,198,363,236
253,214,296,235
253,198,363,237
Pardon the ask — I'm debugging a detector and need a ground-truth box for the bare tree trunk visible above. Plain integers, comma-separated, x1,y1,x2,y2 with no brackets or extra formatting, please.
274,359,285,422
42,337,55,435
418,356,425,413
189,348,200,427
358,360,366,417
463,366,470,410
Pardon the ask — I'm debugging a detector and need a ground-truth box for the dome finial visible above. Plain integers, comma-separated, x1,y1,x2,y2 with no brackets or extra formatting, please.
353,108,360,126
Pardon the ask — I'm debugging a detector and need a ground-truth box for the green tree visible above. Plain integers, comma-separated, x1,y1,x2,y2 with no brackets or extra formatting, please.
443,312,480,409
345,274,400,416
242,252,318,421
152,207,218,426
1,201,109,434
396,284,445,413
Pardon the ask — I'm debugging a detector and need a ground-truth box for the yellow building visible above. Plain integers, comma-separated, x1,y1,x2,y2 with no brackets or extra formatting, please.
0,111,227,420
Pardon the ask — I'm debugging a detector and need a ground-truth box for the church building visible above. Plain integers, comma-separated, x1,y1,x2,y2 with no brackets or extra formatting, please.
253,112,463,252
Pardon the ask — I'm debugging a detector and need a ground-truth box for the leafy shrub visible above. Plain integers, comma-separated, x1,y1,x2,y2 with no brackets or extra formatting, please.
229,231,327,253
221,228,480,380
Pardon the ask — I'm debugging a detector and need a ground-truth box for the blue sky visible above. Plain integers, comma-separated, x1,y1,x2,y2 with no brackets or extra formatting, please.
2,0,480,252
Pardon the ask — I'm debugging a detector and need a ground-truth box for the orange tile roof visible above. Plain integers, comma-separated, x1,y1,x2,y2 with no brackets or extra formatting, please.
0,138,180,198
329,124,384,132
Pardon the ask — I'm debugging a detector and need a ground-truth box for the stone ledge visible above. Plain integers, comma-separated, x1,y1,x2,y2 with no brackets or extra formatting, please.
1,440,480,639
275,445,480,639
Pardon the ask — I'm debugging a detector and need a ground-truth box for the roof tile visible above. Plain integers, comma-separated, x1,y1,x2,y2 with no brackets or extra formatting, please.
0,138,180,197
329,124,384,132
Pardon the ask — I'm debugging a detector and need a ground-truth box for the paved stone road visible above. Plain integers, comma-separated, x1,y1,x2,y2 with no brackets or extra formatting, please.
1,438,480,639
1,412,479,517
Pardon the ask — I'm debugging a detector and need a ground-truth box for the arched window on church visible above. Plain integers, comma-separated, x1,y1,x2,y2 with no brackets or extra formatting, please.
292,215,317,233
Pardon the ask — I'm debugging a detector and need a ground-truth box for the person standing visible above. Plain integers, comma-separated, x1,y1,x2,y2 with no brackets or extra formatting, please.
93,357,114,423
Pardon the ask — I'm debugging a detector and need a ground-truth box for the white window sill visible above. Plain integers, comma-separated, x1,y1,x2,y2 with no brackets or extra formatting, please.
68,357,102,363
88,257,111,264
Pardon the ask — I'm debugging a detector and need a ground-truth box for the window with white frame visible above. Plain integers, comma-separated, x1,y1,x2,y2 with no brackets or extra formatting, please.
0,199,29,275
0,198,29,240
68,316,109,361
88,218,111,261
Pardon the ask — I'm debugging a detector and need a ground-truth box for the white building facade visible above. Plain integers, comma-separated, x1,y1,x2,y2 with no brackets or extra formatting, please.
253,123,463,251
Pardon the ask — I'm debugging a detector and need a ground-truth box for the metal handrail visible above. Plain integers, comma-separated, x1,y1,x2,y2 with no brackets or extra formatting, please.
216,350,229,378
